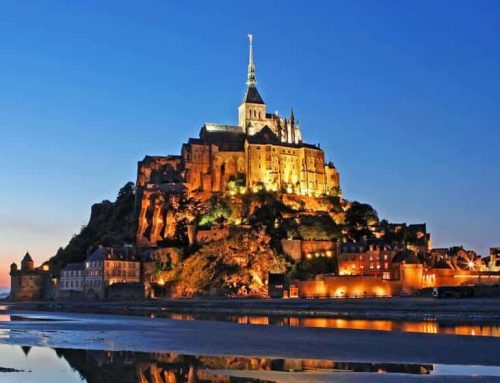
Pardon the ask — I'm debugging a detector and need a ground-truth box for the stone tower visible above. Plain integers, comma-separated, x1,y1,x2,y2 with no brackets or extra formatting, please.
238,34,267,135
21,252,34,271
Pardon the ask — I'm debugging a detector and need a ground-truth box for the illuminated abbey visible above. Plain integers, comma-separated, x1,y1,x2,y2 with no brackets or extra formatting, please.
136,35,340,245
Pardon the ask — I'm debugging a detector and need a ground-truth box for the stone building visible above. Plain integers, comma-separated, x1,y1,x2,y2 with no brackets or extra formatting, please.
9,252,53,301
281,239,337,262
136,35,340,246
488,247,500,272
338,241,399,277
84,246,142,300
59,263,85,292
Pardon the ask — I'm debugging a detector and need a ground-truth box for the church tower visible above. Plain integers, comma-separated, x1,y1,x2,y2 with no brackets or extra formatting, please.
238,34,267,135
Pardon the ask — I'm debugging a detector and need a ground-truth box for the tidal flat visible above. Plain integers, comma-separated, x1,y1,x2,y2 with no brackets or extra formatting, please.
1,302,500,382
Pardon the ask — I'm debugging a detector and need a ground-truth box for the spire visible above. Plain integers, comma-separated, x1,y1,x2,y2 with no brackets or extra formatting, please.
247,34,256,87
241,34,264,105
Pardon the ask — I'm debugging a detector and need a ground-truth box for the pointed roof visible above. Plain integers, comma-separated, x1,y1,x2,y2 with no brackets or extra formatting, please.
242,34,265,105
22,252,33,263
243,86,264,104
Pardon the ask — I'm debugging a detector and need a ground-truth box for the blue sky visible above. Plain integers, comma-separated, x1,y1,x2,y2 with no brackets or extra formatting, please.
1,1,500,287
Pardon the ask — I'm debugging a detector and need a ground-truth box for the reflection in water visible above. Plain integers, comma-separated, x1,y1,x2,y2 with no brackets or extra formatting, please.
156,312,500,337
1,344,500,382
0,344,438,383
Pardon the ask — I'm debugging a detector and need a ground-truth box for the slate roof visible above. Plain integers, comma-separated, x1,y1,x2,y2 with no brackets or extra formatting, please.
340,240,395,253
62,263,85,271
246,126,281,145
87,246,140,262
392,250,421,264
246,126,321,151
197,128,246,151
22,252,33,263
243,86,264,104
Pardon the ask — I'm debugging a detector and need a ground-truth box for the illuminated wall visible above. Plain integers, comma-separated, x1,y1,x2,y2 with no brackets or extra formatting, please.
297,276,400,298
422,269,500,288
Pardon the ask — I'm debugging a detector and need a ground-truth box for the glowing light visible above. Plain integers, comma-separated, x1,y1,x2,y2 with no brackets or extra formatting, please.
42,264,49,271
157,278,165,286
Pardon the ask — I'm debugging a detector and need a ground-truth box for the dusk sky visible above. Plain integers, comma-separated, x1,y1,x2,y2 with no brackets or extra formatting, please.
1,1,500,288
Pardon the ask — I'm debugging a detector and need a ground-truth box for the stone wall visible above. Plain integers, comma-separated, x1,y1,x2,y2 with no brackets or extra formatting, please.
422,269,500,289
281,239,337,262
281,239,302,261
301,240,337,257
9,272,51,301
195,226,230,245
106,282,145,301
296,277,401,298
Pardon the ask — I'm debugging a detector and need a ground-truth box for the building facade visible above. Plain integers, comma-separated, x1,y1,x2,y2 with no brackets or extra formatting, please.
136,35,340,246
338,241,399,277
59,263,85,292
84,246,142,299
488,247,500,272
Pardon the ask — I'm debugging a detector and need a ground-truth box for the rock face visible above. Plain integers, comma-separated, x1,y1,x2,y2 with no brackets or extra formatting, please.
135,156,185,246
90,200,113,222
160,229,288,298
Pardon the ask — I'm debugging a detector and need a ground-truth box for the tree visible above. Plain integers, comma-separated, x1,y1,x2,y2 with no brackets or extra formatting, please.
47,182,137,272
249,191,292,237
289,256,338,280
198,195,234,227
282,214,342,241
344,202,380,242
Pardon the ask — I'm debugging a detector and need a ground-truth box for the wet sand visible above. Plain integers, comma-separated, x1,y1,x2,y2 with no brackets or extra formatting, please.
6,297,500,322
1,307,500,366
209,369,500,382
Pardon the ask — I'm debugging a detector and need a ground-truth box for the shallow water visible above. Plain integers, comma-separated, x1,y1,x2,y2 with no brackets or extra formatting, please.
151,311,500,337
1,344,499,383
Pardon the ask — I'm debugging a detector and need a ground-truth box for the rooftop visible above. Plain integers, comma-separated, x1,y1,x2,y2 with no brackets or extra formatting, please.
62,263,85,271
243,86,264,104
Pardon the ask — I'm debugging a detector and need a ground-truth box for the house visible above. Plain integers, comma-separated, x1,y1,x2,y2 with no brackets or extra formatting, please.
338,240,399,277
84,246,142,300
59,263,85,292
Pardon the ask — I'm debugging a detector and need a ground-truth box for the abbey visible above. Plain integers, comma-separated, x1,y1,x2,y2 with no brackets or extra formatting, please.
136,35,340,245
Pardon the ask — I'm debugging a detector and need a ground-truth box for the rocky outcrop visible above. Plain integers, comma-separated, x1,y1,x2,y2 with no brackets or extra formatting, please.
47,182,136,272
161,229,288,297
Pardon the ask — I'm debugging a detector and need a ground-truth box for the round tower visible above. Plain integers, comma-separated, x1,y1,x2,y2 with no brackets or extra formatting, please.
10,262,18,275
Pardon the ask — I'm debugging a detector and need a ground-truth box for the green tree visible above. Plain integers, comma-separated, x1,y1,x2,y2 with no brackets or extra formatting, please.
198,195,234,227
344,201,380,242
